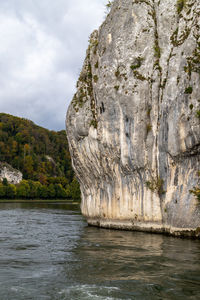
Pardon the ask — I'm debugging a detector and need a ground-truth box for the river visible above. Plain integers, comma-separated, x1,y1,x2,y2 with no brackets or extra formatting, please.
0,202,199,300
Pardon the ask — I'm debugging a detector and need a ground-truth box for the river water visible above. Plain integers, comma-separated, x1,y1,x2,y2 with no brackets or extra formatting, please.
0,202,199,300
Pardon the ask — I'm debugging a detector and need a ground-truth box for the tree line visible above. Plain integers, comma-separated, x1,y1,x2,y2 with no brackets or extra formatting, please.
0,177,80,200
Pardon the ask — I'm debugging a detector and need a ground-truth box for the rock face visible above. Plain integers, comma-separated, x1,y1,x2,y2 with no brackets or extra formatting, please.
66,0,200,237
0,162,23,184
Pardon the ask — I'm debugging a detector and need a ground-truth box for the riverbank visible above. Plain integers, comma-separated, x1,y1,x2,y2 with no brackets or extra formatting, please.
86,217,200,239
0,199,80,204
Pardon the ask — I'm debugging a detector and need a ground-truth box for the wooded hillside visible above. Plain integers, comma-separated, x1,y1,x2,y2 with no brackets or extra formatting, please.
0,113,80,199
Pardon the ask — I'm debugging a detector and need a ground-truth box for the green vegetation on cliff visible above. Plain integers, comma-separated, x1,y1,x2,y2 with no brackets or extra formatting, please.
190,172,200,202
0,113,80,200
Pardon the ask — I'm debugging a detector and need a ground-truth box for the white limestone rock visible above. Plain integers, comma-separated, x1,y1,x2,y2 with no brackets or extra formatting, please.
66,0,200,237
0,162,23,184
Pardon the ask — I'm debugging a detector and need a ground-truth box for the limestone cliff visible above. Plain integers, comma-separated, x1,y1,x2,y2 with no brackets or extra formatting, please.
66,0,200,237
0,162,22,184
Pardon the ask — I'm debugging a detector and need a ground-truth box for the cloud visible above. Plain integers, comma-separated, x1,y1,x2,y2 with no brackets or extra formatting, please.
0,0,107,130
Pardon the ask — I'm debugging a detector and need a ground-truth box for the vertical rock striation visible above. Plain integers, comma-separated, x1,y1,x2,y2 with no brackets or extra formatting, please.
66,0,200,237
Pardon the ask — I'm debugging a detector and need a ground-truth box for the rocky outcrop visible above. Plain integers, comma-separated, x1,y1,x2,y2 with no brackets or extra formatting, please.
66,0,200,237
0,162,22,184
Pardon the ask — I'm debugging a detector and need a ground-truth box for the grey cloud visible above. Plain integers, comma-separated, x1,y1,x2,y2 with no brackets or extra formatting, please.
0,0,107,130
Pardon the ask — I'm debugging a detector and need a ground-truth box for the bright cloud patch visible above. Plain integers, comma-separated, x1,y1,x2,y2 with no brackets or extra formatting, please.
0,0,106,130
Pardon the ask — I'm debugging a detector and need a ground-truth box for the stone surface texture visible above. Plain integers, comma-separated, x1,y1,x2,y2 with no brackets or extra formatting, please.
0,162,23,184
66,0,200,237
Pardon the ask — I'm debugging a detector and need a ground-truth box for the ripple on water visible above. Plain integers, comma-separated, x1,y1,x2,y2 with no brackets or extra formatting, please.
58,285,121,300
0,202,199,300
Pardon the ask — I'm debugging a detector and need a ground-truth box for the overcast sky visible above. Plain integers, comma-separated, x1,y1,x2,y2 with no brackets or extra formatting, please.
0,0,107,130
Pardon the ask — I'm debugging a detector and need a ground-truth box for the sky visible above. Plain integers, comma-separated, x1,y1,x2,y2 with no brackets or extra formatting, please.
0,0,107,131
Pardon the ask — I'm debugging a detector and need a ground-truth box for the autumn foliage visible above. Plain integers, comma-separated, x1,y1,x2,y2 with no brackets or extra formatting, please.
0,113,80,200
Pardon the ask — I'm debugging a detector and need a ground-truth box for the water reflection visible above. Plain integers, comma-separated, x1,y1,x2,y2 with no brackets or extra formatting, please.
0,202,199,300
0,201,81,212
70,226,200,298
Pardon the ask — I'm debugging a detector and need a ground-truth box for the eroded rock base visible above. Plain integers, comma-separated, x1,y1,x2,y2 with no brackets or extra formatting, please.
87,218,200,239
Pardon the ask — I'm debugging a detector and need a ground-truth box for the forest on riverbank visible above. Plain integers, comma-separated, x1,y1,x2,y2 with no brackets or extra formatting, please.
0,113,80,200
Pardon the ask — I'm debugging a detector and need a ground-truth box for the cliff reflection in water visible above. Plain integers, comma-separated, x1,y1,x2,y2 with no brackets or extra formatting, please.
71,226,200,296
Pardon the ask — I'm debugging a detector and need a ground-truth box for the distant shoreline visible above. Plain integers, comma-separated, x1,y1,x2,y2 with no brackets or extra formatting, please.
0,199,80,204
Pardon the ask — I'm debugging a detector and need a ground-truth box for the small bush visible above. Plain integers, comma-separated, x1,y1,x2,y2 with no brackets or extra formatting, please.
196,110,200,119
93,75,98,83
90,119,98,129
185,86,193,94
115,67,120,78
114,85,119,91
106,1,113,9
177,0,186,14
190,187,200,201
189,171,200,202
146,176,165,196
189,104,193,110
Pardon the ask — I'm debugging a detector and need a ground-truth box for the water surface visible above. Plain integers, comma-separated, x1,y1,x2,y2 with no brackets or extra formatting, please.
0,202,199,299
